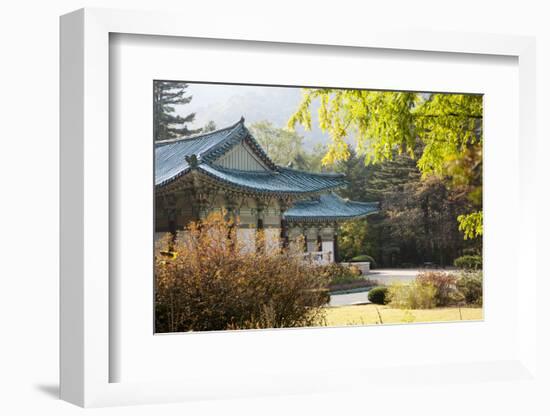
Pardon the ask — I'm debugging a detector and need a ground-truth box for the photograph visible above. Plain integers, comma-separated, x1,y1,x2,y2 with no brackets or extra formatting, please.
153,81,483,333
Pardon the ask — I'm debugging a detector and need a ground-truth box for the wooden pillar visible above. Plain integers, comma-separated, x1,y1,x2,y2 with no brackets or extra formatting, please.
280,219,289,249
333,223,340,263
255,198,266,228
278,198,291,249
162,194,178,245
255,198,266,252
224,194,239,223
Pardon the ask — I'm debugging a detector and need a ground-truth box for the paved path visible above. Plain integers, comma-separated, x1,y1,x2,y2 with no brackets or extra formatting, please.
367,268,420,283
329,268,438,307
329,290,371,307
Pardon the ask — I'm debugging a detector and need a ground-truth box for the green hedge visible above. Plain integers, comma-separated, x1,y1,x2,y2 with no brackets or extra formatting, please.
453,255,482,270
350,254,377,268
368,286,388,305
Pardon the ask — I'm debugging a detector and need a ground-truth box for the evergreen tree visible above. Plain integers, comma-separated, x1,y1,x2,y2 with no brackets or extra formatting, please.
153,81,201,141
334,151,479,267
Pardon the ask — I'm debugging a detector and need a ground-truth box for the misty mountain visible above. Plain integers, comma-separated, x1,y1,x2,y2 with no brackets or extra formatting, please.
179,84,330,151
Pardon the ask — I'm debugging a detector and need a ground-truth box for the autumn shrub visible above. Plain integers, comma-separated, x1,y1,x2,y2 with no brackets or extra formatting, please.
317,263,362,286
455,270,483,306
453,255,482,270
154,212,330,333
387,281,437,309
367,286,388,305
416,271,459,306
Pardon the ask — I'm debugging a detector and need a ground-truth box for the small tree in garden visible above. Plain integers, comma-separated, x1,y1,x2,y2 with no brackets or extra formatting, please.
416,271,459,306
155,212,330,333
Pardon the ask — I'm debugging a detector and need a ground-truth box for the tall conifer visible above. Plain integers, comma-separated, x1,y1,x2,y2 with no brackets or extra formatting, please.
154,81,200,141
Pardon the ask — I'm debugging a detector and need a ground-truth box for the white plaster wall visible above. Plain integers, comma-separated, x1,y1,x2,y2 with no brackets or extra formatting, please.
321,241,334,263
306,241,318,253
265,228,281,253
288,226,303,240
237,228,256,253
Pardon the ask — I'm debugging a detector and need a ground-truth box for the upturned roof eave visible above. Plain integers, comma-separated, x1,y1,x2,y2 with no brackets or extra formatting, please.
155,164,347,196
194,165,347,196
284,209,379,223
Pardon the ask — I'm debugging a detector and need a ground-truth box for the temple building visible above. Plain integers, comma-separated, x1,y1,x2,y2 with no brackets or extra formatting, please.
155,117,378,263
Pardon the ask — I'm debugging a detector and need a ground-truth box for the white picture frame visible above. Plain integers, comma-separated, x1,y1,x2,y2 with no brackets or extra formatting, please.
60,7,539,408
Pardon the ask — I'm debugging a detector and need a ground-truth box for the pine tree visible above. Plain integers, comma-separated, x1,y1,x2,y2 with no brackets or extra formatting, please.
153,81,201,141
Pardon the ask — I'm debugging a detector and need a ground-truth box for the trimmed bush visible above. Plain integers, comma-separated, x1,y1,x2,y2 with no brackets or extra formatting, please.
350,254,377,268
462,248,480,256
387,281,437,309
416,271,459,306
454,255,482,270
456,271,483,305
368,286,388,305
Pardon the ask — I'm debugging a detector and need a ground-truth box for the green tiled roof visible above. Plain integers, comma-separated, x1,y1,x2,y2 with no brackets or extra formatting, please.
198,164,346,195
283,193,379,222
155,118,347,195
155,118,262,187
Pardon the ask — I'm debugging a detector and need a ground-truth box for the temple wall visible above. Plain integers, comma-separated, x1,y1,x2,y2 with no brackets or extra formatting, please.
155,191,339,264
306,241,318,252
155,198,168,231
265,228,281,253
305,226,320,252
288,226,304,240
320,226,335,241
321,241,334,262
305,226,318,241
178,197,194,226
286,224,336,262
263,201,281,227
237,199,256,227
213,142,269,171
237,228,256,253
156,185,345,265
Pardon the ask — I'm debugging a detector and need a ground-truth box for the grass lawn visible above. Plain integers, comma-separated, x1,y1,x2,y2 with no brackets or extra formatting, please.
323,304,483,326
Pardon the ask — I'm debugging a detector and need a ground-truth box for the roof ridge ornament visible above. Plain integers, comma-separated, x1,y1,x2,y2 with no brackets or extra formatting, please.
185,154,199,168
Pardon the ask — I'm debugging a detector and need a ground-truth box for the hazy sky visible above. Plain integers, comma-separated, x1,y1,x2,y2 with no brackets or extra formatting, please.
166,82,461,151
175,82,329,150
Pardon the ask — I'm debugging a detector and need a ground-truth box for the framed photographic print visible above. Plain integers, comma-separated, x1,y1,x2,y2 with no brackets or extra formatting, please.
151,80,483,335
60,7,539,409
